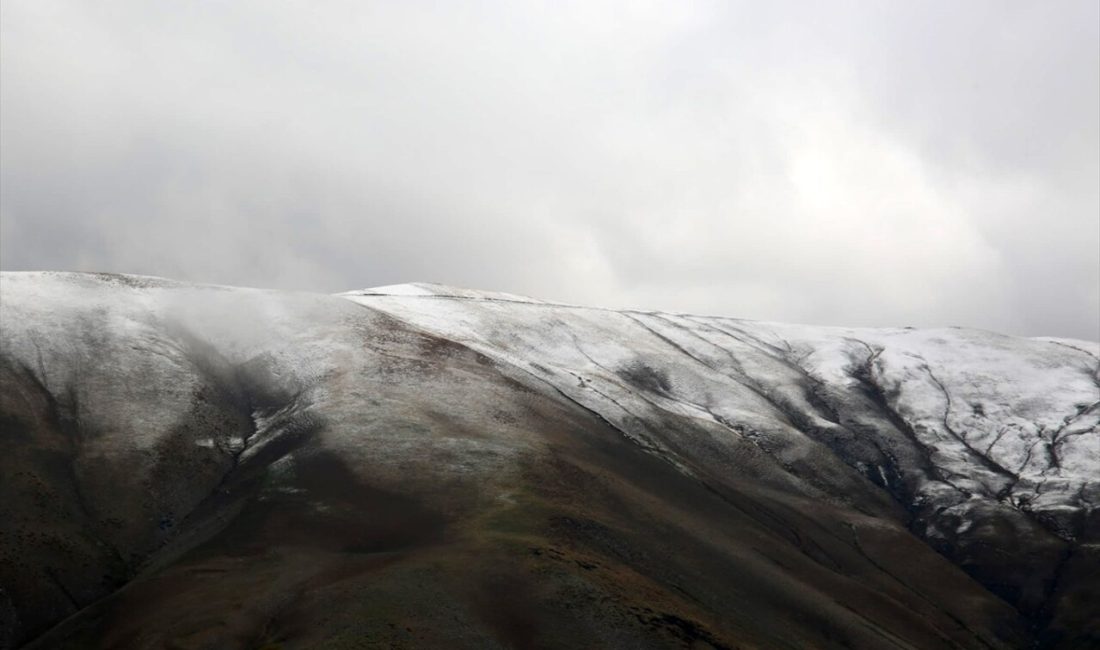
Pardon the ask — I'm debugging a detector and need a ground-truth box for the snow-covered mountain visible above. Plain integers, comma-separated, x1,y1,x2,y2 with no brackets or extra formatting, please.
1,272,1096,649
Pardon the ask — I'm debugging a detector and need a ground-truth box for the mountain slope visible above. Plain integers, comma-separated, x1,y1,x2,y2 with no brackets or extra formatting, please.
1,272,1096,649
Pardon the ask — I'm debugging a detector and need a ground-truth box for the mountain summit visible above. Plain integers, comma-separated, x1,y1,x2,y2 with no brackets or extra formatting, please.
1,272,1097,648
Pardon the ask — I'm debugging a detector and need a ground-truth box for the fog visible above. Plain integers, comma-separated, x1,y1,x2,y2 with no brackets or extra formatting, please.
2,1,1097,339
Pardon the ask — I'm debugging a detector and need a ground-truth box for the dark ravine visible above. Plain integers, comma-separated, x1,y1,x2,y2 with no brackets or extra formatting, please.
0,272,1097,649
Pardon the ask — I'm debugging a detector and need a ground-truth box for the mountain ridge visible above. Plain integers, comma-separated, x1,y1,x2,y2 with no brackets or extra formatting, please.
1,271,1097,648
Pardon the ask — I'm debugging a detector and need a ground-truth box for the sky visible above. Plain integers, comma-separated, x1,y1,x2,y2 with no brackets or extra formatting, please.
1,1,1097,340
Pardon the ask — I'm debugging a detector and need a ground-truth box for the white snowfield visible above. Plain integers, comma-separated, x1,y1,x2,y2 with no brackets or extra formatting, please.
3,272,1097,548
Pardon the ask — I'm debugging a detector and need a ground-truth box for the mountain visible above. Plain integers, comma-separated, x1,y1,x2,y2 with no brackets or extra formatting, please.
1,272,1096,649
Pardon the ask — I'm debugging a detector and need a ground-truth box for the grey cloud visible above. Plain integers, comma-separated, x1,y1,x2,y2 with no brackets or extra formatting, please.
1,1,1096,339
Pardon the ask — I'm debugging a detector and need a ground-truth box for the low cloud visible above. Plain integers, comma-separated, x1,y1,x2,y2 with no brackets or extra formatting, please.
2,1,1097,339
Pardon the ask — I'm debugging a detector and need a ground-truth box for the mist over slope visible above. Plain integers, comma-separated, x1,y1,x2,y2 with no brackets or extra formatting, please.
1,272,1097,649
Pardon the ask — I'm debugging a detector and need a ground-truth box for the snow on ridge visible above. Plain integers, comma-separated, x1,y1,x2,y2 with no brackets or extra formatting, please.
340,282,544,304
1031,336,1100,357
2,271,1095,542
344,287,1100,542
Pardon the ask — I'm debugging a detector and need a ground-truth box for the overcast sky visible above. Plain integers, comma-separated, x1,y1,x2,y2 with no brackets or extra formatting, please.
2,1,1097,340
